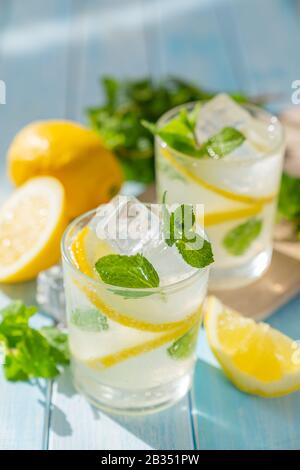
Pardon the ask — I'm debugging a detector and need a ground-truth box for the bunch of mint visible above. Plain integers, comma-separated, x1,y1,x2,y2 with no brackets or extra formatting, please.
87,76,249,183
0,301,69,381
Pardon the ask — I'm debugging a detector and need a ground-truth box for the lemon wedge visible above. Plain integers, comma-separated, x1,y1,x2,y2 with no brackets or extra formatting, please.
0,177,67,282
204,296,300,397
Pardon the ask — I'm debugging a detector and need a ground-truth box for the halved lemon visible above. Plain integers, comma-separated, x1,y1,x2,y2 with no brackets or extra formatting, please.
204,296,300,397
0,177,67,282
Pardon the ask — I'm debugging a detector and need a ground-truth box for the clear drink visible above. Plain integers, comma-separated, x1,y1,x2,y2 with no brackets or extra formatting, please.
155,96,285,289
61,200,210,413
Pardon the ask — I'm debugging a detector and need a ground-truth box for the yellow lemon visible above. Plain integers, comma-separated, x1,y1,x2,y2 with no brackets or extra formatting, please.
204,296,300,397
0,177,67,282
7,120,123,219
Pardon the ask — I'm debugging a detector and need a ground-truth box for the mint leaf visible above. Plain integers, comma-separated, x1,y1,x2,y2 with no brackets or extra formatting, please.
0,301,69,382
199,127,245,159
162,194,196,247
95,254,160,289
40,327,70,364
223,218,262,256
0,302,36,348
167,325,199,360
173,204,195,232
161,197,214,269
278,172,300,222
71,308,109,332
176,234,214,268
14,329,60,379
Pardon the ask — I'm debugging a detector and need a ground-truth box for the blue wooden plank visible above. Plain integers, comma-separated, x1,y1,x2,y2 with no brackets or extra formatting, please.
0,291,53,450
0,0,72,194
192,295,300,450
224,0,300,109
151,0,239,91
49,354,195,450
0,0,73,449
66,0,150,122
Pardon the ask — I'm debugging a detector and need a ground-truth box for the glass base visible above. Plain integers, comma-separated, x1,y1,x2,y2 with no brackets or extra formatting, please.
209,248,272,290
72,361,193,415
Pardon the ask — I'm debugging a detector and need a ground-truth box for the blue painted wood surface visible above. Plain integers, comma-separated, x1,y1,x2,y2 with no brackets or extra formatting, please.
0,0,300,450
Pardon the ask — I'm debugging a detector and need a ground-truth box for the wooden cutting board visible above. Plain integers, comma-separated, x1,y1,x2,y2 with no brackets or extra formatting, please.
138,183,300,321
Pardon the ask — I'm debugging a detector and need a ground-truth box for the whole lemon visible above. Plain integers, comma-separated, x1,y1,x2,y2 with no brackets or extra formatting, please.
7,120,123,219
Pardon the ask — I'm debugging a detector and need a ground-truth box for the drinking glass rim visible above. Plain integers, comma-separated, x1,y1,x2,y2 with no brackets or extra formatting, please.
61,207,210,294
156,101,285,164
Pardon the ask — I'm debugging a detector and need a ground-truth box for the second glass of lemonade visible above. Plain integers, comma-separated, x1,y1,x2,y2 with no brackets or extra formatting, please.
156,94,285,289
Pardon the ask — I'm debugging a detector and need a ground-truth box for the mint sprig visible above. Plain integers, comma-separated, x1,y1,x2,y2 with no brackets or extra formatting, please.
0,302,69,381
223,218,262,256
143,107,245,159
162,195,214,269
95,253,160,289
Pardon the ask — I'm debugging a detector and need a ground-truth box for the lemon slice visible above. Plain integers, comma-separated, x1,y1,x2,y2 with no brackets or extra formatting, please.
160,148,275,206
204,296,300,397
86,320,196,369
70,226,202,333
71,225,113,279
204,204,263,226
0,177,67,282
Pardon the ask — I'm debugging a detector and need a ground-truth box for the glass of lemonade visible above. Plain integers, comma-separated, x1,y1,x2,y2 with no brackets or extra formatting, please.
155,94,285,289
61,196,211,413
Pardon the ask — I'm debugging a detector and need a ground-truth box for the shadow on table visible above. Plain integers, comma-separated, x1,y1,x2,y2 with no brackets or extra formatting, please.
51,367,193,449
192,359,300,450
109,396,193,450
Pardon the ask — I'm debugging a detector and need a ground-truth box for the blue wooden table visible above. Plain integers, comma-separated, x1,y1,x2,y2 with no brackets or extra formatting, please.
1,0,300,450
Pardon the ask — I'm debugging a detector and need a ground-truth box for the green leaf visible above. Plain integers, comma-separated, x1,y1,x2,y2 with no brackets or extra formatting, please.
71,309,109,332
40,327,70,364
0,302,69,382
102,76,119,109
157,131,198,156
167,325,199,360
176,234,214,268
162,194,196,248
95,254,160,289
223,218,262,256
4,350,30,382
278,172,300,221
0,301,37,348
199,127,245,159
173,204,195,232
15,329,60,379
145,112,245,160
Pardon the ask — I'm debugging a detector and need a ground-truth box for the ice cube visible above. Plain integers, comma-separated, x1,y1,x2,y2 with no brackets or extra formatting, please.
195,93,270,159
36,265,66,324
90,196,198,285
142,239,197,286
90,195,160,255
